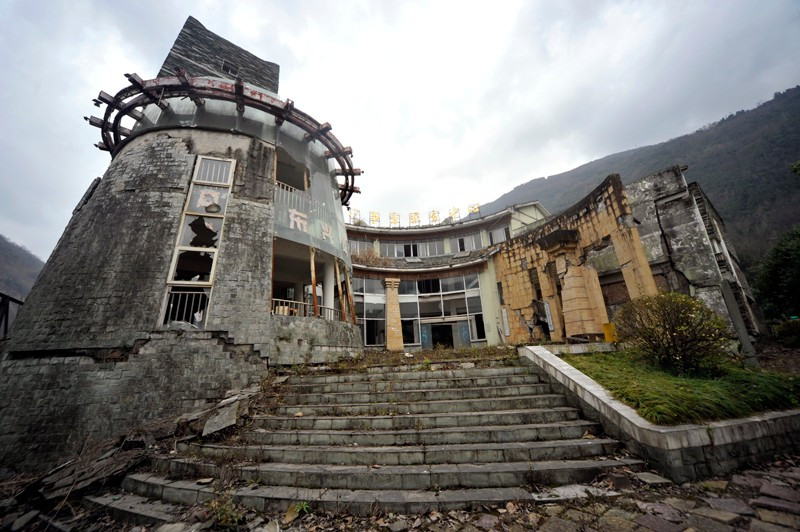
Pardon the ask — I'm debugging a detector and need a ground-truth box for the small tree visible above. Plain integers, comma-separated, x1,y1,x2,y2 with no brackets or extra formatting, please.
614,292,732,375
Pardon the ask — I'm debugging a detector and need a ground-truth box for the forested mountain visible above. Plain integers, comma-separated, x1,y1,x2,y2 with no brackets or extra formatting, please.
0,234,43,300
482,86,800,269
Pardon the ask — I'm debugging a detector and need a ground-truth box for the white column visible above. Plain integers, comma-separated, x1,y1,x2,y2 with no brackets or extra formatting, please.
323,259,335,310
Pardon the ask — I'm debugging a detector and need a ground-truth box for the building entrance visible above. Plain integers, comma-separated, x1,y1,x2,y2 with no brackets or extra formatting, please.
431,323,454,348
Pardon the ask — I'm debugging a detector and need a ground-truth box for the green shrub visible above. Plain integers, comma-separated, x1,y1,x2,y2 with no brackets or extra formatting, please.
614,292,732,375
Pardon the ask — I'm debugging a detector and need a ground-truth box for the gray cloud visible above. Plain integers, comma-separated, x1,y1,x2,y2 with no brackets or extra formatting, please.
0,0,798,259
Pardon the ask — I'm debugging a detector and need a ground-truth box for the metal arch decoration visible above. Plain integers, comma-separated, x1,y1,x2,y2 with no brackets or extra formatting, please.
87,71,361,205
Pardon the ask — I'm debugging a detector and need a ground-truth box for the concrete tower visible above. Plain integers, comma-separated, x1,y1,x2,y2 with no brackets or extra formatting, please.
0,17,363,471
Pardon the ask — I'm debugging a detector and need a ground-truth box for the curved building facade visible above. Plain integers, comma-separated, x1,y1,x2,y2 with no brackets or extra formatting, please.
0,17,362,471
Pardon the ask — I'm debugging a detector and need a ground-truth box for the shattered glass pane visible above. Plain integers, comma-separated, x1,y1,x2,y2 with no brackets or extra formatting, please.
179,216,223,248
173,250,215,282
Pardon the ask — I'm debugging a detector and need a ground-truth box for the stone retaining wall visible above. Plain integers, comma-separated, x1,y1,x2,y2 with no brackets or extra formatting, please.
519,345,800,482
0,331,267,473
270,315,362,365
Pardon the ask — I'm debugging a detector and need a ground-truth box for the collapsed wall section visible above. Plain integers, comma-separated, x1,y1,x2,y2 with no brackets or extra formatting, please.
0,331,263,472
493,174,657,344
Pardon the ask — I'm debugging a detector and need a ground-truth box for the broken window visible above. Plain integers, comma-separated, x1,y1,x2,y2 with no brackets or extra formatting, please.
162,156,235,327
529,268,543,300
172,250,215,282
221,60,240,78
163,287,209,327
470,314,486,340
276,148,307,191
179,216,222,248
364,319,386,346
402,319,420,344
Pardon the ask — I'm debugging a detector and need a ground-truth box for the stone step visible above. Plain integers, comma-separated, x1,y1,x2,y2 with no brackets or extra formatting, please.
152,456,641,491
284,373,542,394
83,492,182,526
360,357,519,373
286,365,533,385
178,438,618,466
281,383,551,405
252,407,582,431
243,420,599,446
122,464,639,516
274,394,567,416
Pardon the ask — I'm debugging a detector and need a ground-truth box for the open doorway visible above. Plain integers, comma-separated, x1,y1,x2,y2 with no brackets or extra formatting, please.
431,323,454,348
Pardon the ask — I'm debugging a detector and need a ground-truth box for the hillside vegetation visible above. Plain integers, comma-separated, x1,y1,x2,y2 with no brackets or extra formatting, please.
482,86,800,269
0,234,43,299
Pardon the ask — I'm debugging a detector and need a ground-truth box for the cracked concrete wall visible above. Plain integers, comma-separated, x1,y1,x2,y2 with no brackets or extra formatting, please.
625,167,730,322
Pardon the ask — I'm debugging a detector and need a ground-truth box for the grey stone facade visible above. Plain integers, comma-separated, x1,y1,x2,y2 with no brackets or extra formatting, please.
0,16,362,474
0,331,264,472
1,131,361,472
158,16,280,93
271,315,363,365
585,166,763,343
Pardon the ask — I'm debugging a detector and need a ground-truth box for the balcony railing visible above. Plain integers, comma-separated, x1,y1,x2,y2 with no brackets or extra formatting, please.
274,181,338,228
272,298,341,321
163,288,209,328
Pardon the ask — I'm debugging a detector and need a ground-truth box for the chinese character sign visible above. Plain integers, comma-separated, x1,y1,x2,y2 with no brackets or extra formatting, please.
409,212,420,226
350,209,361,224
468,203,480,215
369,211,380,226
448,207,460,222
429,210,440,225
389,212,400,227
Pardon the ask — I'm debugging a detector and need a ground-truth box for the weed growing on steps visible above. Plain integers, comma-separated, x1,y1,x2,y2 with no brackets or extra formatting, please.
327,345,520,374
294,500,312,515
206,484,244,529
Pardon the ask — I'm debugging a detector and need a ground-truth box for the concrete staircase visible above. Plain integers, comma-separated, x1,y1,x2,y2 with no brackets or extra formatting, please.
111,360,643,517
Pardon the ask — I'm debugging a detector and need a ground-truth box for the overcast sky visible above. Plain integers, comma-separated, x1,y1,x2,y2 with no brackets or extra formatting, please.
1,0,799,260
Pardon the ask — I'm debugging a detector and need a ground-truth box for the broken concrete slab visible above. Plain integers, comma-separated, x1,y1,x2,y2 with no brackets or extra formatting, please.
690,506,741,524
202,403,239,437
635,472,672,486
703,497,757,516
760,483,800,503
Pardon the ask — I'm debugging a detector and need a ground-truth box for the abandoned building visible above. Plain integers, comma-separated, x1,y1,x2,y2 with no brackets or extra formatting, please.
0,17,364,471
0,17,763,476
346,167,762,351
